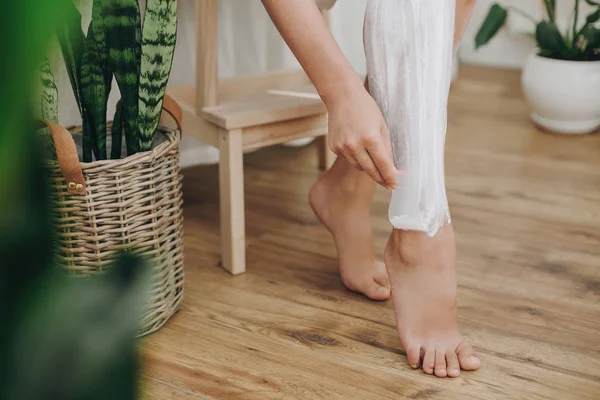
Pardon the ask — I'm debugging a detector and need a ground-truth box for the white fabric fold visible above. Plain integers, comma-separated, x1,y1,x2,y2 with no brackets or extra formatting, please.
364,0,455,236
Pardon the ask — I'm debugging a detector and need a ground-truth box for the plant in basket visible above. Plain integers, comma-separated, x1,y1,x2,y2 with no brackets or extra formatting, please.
41,0,185,337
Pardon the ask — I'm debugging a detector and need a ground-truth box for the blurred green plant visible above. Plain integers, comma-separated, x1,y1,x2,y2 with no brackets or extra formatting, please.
475,1,600,61
1,1,149,399
56,0,178,161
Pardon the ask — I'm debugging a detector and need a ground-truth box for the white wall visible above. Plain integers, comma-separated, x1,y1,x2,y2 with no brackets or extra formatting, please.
459,0,596,68
330,0,370,76
170,0,370,83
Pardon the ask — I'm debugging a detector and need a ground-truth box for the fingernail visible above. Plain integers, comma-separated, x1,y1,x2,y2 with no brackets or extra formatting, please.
377,286,388,293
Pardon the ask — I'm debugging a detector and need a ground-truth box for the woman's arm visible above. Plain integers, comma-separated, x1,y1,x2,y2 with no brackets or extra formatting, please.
261,0,397,189
261,0,359,106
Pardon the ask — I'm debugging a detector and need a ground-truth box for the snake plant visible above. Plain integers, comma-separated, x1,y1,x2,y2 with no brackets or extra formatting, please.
104,0,143,156
476,1,600,61
138,0,178,152
55,0,177,162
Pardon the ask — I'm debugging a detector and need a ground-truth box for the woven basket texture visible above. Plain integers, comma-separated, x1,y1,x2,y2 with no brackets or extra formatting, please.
46,128,184,337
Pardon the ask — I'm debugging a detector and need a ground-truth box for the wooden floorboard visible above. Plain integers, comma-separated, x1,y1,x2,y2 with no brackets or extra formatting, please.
141,65,600,399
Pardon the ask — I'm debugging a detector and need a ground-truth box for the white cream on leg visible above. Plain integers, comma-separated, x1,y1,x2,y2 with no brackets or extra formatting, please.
364,0,455,236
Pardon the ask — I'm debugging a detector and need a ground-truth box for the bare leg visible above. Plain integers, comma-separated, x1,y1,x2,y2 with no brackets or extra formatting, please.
310,153,391,300
311,78,389,300
365,0,480,377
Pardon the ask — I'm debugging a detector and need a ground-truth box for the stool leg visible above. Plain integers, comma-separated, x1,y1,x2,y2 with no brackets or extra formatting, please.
316,135,335,170
219,128,246,275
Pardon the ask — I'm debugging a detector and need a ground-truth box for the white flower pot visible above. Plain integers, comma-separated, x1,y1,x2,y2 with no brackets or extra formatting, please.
522,52,600,135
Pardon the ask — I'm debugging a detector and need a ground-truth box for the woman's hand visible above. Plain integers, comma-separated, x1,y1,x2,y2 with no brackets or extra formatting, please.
326,83,397,190
260,0,396,189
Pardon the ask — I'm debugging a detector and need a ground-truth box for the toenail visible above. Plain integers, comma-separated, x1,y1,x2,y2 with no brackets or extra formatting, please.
377,286,388,293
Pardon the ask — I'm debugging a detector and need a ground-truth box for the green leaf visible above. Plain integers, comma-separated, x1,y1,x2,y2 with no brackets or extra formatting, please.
137,0,178,152
111,100,124,159
81,112,94,162
475,4,508,49
573,0,580,47
38,59,59,159
103,0,142,156
81,41,109,161
0,0,68,250
56,1,85,117
8,254,149,400
536,21,578,59
586,8,600,24
39,58,58,123
80,0,112,161
583,0,600,6
587,26,600,48
580,25,600,59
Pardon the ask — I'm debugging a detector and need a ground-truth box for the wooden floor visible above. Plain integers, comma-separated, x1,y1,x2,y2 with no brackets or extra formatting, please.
140,66,600,400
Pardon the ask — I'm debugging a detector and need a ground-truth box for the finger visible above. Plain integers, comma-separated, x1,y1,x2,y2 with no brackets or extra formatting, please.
353,150,385,187
341,150,363,171
381,124,393,160
366,142,397,189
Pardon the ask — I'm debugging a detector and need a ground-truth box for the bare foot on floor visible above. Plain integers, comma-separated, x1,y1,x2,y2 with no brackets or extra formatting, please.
384,225,481,377
309,163,390,301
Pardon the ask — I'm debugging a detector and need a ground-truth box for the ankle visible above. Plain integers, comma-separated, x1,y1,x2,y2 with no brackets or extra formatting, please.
326,158,376,196
386,226,456,267
339,173,375,197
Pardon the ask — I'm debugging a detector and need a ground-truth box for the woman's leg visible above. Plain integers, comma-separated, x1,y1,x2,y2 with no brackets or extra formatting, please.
364,0,480,377
310,119,391,301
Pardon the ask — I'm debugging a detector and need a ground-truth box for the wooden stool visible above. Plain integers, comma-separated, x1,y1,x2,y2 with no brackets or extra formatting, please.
167,0,336,275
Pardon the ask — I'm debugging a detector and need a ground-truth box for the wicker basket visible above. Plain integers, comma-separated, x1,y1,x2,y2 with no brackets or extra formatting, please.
43,95,184,337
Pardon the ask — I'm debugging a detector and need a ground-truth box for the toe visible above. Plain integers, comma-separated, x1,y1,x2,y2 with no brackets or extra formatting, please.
446,351,460,378
406,346,421,369
434,350,447,377
422,349,435,375
341,273,390,301
456,341,481,371
373,261,390,288
364,279,390,301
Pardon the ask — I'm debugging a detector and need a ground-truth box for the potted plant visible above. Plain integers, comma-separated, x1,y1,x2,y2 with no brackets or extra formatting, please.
475,1,600,134
40,0,184,336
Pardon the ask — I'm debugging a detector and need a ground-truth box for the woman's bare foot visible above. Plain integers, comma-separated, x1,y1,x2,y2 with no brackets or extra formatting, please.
309,158,390,300
384,225,481,377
